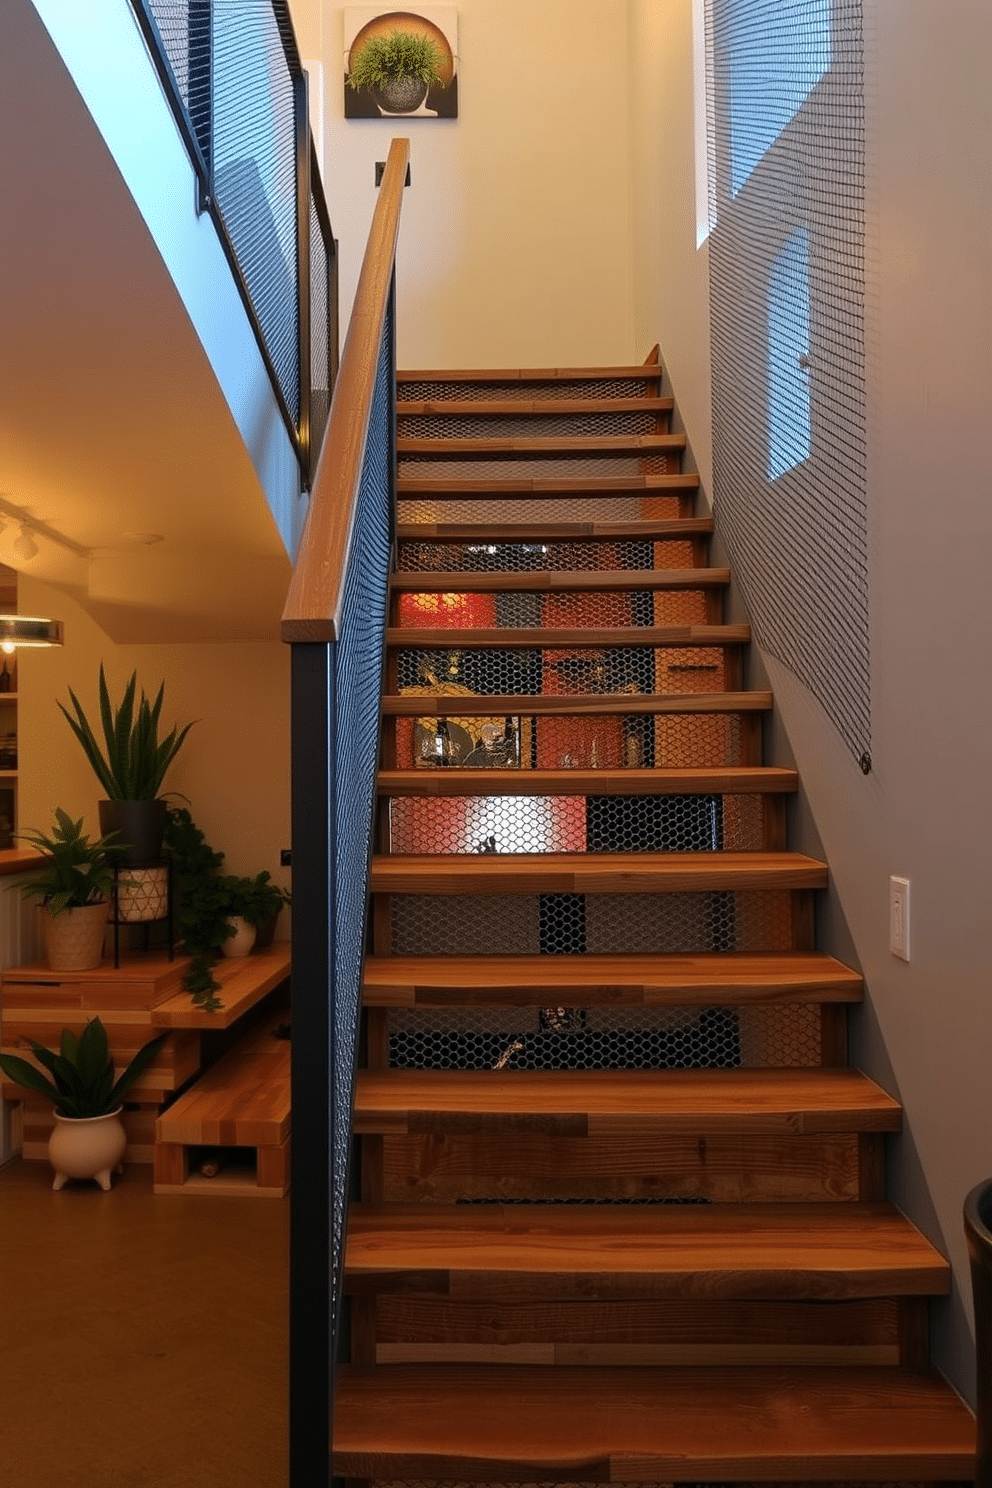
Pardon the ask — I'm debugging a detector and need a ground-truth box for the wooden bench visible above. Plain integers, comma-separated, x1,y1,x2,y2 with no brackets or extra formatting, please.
153,1012,290,1197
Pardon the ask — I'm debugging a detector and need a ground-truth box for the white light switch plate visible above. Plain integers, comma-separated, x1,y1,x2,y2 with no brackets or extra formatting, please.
890,876,910,961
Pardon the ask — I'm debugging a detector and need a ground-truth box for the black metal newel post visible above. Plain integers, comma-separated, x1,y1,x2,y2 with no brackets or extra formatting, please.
289,641,335,1487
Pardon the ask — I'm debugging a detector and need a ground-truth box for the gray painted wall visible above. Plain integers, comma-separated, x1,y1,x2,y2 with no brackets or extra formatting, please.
631,0,992,1404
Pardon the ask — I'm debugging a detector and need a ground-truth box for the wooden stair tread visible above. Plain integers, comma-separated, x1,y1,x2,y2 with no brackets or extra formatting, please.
378,766,798,797
362,951,862,1006
333,1363,975,1479
389,624,749,648
397,396,674,417
392,568,729,593
152,943,291,1029
353,1067,902,1134
398,433,686,456
382,690,773,716
155,1037,290,1148
396,518,714,540
344,1201,949,1298
397,473,700,496
397,365,666,383
370,850,827,895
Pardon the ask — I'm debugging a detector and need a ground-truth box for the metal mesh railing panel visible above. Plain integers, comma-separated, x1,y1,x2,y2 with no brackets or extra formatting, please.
398,378,658,402
387,1002,819,1070
136,1,337,469
329,318,393,1311
390,711,747,772
211,4,299,419
398,454,677,481
397,539,697,573
706,0,869,764
390,890,794,956
310,186,331,459
397,412,663,439
386,794,764,856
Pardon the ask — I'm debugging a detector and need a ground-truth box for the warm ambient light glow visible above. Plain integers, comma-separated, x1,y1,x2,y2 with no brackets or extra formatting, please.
0,616,64,649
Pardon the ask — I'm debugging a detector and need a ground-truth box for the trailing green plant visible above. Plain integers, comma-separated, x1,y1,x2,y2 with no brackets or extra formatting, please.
0,1016,166,1119
17,809,124,915
162,806,230,1012
220,870,292,928
58,664,195,800
347,28,447,90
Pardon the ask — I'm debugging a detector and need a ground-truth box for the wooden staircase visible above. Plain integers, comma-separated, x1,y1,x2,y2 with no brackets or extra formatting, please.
336,358,974,1482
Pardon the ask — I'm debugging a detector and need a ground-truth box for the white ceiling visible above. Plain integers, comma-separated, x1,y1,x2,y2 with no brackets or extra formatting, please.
0,2,294,642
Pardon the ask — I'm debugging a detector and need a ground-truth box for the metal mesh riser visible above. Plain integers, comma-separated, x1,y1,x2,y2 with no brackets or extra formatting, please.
389,714,748,771
398,378,660,402
395,647,731,699
386,795,764,855
387,1003,820,1070
389,891,794,956
397,539,698,573
396,591,710,630
398,412,665,440
398,496,685,525
398,454,677,482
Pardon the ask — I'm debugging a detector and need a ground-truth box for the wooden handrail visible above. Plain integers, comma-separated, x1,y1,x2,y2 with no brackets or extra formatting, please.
282,138,410,643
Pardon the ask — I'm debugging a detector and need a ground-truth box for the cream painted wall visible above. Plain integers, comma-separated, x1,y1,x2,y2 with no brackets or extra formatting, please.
15,576,291,915
624,0,992,1405
628,0,712,493
291,0,637,368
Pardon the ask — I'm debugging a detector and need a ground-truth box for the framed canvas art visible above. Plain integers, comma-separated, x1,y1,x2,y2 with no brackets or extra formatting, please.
344,7,458,119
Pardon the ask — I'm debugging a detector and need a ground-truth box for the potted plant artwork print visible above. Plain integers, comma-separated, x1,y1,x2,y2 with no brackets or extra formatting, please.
344,7,458,119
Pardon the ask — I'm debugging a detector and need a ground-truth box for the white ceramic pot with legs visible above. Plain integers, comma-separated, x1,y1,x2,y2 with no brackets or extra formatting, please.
49,1108,127,1191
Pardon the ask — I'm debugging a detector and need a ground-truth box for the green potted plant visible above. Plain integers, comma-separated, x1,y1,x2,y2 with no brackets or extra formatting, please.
347,28,447,114
58,665,195,867
219,871,292,957
18,808,125,971
0,1016,165,1189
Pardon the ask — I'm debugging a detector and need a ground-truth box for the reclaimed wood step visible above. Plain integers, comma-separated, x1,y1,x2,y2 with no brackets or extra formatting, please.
391,568,730,594
362,951,862,1008
333,1363,975,1480
389,624,749,649
370,850,826,896
397,365,666,385
353,1067,902,1137
398,433,686,457
344,1201,949,1300
397,472,700,497
382,691,773,717
397,396,675,418
397,518,714,541
378,767,798,798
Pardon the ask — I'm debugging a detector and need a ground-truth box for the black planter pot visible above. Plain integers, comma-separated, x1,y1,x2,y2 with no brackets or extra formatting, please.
373,76,428,114
98,799,168,866
965,1179,992,1487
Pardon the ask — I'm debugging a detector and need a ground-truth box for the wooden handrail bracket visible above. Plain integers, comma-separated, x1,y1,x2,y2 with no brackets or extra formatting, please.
282,138,411,644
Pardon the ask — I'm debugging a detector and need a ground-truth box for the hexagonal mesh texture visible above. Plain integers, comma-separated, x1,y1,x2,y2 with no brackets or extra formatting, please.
395,646,731,698
386,795,764,855
398,453,678,481
397,590,709,630
398,412,664,439
389,891,794,956
398,496,685,525
397,539,698,573
387,1002,819,1070
397,377,660,401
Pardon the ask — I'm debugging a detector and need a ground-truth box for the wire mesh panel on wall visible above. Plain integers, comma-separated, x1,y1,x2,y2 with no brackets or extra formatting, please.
705,0,869,765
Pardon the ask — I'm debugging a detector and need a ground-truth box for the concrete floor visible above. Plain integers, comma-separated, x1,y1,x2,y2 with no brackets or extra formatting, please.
0,1158,288,1488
